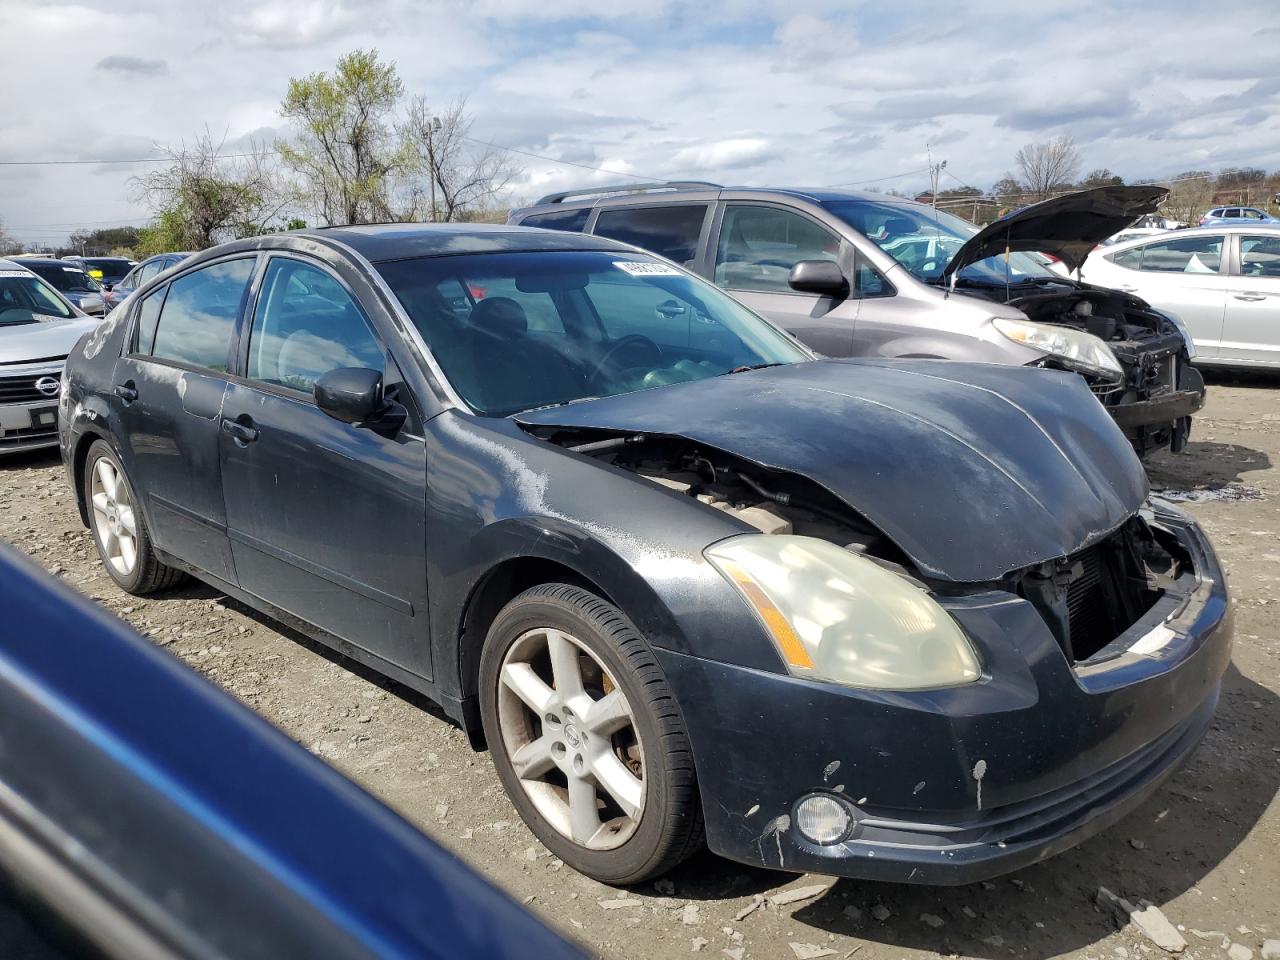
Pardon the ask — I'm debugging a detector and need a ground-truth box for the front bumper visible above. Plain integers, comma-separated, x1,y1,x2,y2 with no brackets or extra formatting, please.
662,511,1231,883
0,362,64,455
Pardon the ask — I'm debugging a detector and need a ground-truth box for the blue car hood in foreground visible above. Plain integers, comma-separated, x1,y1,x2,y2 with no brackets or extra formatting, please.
518,359,1148,583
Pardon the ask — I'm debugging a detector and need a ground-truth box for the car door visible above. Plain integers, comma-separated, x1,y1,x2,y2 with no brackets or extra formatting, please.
1102,234,1229,359
710,202,860,357
1220,233,1280,364
218,254,431,678
111,257,256,583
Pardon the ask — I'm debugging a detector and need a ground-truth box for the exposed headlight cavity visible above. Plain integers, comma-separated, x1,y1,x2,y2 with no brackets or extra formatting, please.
992,316,1124,381
706,535,982,690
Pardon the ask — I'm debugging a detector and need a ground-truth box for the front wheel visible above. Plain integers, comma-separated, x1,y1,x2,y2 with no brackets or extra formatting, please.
479,583,703,885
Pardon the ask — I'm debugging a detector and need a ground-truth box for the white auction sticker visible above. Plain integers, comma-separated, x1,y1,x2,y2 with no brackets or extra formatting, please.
0,270,32,277
614,261,681,277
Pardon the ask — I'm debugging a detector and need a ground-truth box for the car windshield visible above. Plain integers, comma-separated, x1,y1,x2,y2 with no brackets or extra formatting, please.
824,200,1056,284
0,271,77,324
376,250,811,417
84,258,131,283
27,264,100,293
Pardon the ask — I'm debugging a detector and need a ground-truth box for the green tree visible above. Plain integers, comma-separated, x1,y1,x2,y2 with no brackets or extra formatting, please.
277,49,405,225
1079,168,1123,188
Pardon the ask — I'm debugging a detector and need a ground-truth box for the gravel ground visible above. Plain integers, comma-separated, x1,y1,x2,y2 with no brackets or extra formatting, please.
1,376,1277,960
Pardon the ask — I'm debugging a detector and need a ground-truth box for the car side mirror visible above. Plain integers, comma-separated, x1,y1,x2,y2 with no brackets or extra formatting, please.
788,260,849,298
315,368,405,436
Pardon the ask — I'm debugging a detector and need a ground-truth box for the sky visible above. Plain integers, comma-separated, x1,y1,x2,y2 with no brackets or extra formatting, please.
2,0,1278,245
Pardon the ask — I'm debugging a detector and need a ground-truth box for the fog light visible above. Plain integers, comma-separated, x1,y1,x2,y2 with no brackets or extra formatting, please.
794,794,853,845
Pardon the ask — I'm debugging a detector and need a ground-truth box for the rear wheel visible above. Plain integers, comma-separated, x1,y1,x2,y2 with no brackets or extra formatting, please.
479,583,703,885
84,439,184,595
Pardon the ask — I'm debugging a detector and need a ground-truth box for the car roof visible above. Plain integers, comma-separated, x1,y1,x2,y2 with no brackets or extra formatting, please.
6,257,87,269
518,184,903,214
286,222,634,262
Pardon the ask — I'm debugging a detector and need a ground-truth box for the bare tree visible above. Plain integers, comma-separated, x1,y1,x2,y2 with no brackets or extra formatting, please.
1014,135,1082,202
277,49,404,225
399,96,519,222
1160,171,1215,226
0,217,21,256
132,130,287,252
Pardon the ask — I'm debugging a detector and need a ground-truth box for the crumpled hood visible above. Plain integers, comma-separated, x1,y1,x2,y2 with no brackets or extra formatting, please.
0,317,99,364
517,360,1148,582
942,185,1170,278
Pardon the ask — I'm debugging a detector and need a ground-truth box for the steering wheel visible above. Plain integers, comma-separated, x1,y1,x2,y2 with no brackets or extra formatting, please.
588,334,663,387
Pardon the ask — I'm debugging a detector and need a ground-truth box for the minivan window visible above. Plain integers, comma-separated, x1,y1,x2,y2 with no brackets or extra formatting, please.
375,250,809,417
715,205,841,293
0,270,76,324
520,208,591,233
824,199,1054,284
1134,236,1223,273
148,258,254,371
593,205,707,265
247,259,384,393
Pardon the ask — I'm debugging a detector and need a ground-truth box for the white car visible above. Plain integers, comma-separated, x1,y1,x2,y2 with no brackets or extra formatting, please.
1080,224,1280,367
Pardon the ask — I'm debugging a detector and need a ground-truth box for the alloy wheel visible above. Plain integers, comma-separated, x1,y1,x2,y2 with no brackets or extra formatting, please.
496,628,646,850
90,457,138,577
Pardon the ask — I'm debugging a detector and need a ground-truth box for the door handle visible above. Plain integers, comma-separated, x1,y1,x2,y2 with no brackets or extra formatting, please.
113,381,137,403
1234,293,1267,302
221,417,259,445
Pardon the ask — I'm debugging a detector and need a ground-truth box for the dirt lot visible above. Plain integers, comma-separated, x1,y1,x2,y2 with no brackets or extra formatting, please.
1,376,1277,960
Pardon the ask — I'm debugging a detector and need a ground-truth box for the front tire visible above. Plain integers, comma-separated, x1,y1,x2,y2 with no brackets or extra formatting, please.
479,583,703,885
84,439,184,595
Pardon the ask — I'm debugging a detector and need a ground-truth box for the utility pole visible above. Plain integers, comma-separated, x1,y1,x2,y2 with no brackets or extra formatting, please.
427,115,442,222
926,144,946,212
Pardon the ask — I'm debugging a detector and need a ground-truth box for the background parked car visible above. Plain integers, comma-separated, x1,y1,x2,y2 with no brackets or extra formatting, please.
1081,224,1280,367
62,255,135,289
1,258,98,455
103,251,191,311
60,224,1230,888
1199,206,1280,226
510,183,1203,456
10,257,106,316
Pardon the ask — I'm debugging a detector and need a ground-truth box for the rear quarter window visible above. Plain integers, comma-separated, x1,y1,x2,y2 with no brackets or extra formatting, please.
593,205,708,266
519,208,590,233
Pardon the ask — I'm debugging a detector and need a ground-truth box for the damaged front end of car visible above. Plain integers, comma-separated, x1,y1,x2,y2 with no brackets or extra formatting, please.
516,359,1231,881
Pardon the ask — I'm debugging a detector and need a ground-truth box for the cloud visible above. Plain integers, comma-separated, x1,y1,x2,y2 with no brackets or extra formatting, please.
672,138,780,171
96,54,168,76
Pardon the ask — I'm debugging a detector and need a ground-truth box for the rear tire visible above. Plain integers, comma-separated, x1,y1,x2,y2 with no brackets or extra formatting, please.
479,583,704,885
84,439,184,595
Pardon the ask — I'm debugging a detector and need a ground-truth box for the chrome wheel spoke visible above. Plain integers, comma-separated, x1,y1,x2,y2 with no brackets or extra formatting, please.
91,492,110,513
592,752,643,820
117,506,137,537
547,630,586,703
95,460,118,500
101,528,118,558
501,662,555,715
117,535,137,573
582,689,631,736
567,773,603,845
510,735,557,779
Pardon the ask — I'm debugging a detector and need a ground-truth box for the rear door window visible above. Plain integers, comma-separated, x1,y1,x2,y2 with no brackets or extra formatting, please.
520,208,591,233
1133,236,1224,273
715,204,841,293
593,205,708,265
148,258,255,371
1238,235,1280,277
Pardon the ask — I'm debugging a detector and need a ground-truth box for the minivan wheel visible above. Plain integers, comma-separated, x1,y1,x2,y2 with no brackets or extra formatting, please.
84,439,184,595
479,583,704,885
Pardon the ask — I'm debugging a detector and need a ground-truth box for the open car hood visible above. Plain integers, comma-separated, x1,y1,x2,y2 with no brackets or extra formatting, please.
941,185,1170,279
517,359,1148,583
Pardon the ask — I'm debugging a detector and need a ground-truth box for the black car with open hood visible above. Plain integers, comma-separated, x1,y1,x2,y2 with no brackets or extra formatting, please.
59,223,1230,888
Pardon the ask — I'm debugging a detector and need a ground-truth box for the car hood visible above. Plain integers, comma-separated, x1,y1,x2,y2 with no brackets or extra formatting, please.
942,185,1171,279
0,316,99,364
516,359,1147,583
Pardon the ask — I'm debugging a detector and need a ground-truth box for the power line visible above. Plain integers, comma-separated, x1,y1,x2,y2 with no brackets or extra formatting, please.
821,167,931,188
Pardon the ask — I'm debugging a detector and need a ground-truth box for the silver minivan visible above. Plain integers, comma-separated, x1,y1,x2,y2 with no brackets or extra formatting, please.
510,184,1204,456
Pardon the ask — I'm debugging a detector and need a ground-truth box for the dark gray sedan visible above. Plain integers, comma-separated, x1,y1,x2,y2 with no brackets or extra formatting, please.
58,224,1230,886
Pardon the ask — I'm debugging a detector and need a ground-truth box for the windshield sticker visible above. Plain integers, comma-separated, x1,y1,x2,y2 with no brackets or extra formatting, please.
63,267,83,273
0,270,33,277
614,261,682,277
